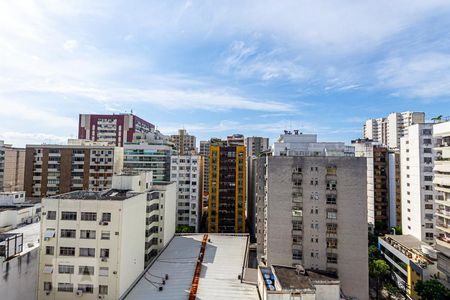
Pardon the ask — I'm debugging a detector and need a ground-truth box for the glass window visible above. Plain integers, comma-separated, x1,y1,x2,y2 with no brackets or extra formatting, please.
58,283,73,293
59,247,75,256
99,285,108,295
102,213,111,222
61,212,77,221
101,231,110,240
99,267,109,277
80,230,96,239
78,266,94,275
79,248,95,257
100,248,109,258
80,212,97,221
44,282,52,291
46,211,56,220
45,246,54,255
78,284,94,294
58,265,74,274
60,229,76,238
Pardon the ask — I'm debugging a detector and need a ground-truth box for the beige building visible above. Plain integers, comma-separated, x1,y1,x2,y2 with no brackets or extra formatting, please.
255,155,369,300
169,129,196,155
25,139,124,198
433,121,450,287
0,143,25,192
38,188,147,300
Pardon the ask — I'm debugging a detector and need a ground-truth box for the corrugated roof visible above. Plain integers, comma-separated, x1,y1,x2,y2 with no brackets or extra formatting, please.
124,234,259,300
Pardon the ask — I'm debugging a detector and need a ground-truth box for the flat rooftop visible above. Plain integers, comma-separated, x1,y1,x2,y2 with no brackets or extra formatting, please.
123,234,258,300
8,222,40,254
383,234,423,250
49,189,141,201
271,265,339,290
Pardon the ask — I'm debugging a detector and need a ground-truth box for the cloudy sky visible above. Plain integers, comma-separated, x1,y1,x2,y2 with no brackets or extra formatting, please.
1,0,450,147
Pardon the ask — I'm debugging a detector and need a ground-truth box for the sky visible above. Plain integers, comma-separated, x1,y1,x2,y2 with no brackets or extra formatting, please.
1,0,450,147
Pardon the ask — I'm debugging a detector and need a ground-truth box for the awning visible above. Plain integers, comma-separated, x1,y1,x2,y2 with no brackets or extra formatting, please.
43,265,53,274
44,229,55,239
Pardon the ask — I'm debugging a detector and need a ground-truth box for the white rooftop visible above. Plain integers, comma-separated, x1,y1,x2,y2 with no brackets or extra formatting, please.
123,234,258,300
8,222,40,253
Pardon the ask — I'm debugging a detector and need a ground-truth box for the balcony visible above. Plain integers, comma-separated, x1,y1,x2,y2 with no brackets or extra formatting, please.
436,209,450,219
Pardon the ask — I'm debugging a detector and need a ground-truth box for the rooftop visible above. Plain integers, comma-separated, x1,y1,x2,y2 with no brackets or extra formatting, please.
48,189,141,201
122,234,258,300
380,235,437,265
271,265,339,291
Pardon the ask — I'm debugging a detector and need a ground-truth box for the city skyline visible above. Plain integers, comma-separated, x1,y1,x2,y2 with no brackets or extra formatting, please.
1,1,450,147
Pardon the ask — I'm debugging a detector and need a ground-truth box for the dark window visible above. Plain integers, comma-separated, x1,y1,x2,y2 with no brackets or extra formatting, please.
61,212,77,220
46,211,56,220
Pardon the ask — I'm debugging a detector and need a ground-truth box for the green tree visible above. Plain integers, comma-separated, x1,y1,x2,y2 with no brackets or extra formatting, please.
385,282,400,300
392,225,402,235
369,245,381,261
370,259,390,300
176,225,194,233
414,279,450,300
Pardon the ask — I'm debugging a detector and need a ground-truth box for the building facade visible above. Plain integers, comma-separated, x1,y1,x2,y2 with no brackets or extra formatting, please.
169,129,196,155
388,150,402,227
363,112,425,149
1,144,25,192
227,134,245,146
78,114,155,147
433,121,450,287
245,136,269,157
400,124,437,244
255,155,369,300
24,140,123,198
123,143,175,183
353,139,390,231
170,155,202,231
0,141,4,192
38,189,147,300
208,144,246,233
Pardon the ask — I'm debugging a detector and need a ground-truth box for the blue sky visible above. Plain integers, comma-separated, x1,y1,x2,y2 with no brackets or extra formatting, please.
1,1,450,147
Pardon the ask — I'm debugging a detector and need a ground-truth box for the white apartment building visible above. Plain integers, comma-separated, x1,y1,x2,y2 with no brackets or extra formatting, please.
400,124,437,244
169,129,196,155
38,188,147,300
433,121,450,287
273,131,354,157
363,112,425,149
123,142,175,183
170,155,202,231
25,139,124,198
0,191,41,229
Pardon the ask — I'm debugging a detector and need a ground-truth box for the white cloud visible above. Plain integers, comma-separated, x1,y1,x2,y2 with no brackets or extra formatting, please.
0,131,69,147
63,39,79,52
377,52,450,98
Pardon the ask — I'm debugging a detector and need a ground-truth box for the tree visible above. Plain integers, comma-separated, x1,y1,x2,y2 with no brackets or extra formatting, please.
369,245,381,261
414,279,450,300
370,259,390,300
392,225,402,235
385,282,400,300
176,225,194,233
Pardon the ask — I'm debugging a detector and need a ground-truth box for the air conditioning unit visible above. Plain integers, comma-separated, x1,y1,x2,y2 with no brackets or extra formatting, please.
76,290,83,296
101,257,108,262
99,221,109,225
98,295,105,299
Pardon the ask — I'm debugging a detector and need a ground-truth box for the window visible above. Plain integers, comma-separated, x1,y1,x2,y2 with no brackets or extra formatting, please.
292,207,302,217
99,285,108,295
424,157,432,164
101,231,110,240
81,212,97,221
58,265,74,274
326,195,337,205
425,223,434,229
78,284,94,294
47,211,56,220
425,204,433,210
45,246,54,255
102,213,111,222
99,267,109,277
57,283,73,293
79,266,94,275
60,229,76,238
44,282,52,291
59,247,75,256
327,238,338,249
425,232,434,239
424,176,433,182
79,248,95,257
326,180,337,190
61,212,77,220
292,220,302,230
327,253,338,264
326,223,337,234
327,210,337,219
100,248,109,258
292,249,302,260
80,230,96,239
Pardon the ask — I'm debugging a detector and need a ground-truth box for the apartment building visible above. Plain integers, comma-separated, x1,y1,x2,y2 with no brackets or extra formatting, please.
199,138,224,206
169,129,196,155
0,191,41,229
255,155,368,300
208,143,246,233
38,188,147,300
227,133,245,146
400,124,437,244
0,141,4,192
433,121,450,287
24,140,124,198
273,130,354,157
388,150,402,227
245,136,269,157
363,112,425,149
353,139,390,231
1,144,25,192
123,142,175,183
170,155,203,231
78,113,155,147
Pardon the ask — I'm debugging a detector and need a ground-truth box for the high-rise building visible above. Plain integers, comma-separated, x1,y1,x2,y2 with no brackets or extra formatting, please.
353,139,390,231
388,150,402,227
255,155,368,300
227,134,245,146
170,155,203,231
123,142,175,183
433,121,450,287
199,141,210,194
78,113,155,147
363,112,425,149
400,123,437,244
169,129,196,155
1,143,25,192
24,140,124,198
245,136,269,157
0,141,4,192
38,188,147,300
208,143,246,233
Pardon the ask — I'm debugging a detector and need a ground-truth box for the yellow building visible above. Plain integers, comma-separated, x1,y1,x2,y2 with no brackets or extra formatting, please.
208,145,246,233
